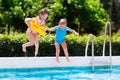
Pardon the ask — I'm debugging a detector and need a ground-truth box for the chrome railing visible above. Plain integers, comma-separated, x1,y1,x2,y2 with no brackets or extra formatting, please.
85,34,94,57
85,34,95,70
85,21,112,70
103,21,112,69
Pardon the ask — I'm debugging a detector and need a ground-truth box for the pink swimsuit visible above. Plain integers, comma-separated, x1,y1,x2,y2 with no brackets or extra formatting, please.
27,28,37,36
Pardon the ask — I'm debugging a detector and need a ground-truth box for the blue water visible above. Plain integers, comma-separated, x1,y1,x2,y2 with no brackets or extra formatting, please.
0,66,120,80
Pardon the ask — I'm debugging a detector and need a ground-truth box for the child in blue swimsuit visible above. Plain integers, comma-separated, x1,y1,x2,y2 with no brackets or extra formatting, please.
48,18,79,65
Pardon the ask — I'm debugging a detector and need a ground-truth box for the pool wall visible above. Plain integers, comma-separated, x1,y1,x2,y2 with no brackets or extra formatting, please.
0,56,120,68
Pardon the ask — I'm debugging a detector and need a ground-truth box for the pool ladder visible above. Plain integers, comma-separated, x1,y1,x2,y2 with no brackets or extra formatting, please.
85,22,112,71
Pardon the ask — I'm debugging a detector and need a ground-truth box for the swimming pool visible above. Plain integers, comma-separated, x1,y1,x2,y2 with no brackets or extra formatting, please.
0,65,120,80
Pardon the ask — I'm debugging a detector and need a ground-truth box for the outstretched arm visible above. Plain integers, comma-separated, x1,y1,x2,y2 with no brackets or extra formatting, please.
70,29,79,36
46,26,56,32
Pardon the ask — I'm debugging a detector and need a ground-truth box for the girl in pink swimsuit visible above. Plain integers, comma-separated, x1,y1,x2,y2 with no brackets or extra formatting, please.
22,8,48,57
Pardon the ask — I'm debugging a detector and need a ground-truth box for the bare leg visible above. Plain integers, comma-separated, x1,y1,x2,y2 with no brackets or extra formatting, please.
22,42,34,52
61,42,70,62
22,29,35,52
23,18,40,57
55,42,60,65
22,18,33,52
34,34,39,57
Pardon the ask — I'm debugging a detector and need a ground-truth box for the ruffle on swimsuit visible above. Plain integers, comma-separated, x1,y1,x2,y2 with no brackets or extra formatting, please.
29,17,47,36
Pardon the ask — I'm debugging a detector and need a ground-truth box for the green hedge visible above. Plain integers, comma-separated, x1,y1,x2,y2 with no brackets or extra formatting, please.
0,33,120,57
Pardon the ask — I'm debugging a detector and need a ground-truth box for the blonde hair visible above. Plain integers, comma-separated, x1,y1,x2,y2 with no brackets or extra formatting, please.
59,18,67,25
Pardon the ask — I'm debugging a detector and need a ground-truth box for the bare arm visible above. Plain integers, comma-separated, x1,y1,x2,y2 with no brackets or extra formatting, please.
70,29,79,36
24,18,33,27
46,26,56,32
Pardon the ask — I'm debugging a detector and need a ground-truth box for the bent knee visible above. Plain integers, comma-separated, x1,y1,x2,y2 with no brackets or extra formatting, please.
30,42,35,45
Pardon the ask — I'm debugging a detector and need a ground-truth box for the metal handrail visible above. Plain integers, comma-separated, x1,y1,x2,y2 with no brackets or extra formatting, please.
103,22,112,57
85,34,95,70
85,22,112,70
85,34,94,57
102,21,112,69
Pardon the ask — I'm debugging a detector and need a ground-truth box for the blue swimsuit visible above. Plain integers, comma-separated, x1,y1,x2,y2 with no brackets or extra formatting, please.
55,26,71,44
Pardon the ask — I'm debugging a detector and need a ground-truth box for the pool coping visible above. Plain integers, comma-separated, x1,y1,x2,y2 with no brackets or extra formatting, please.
0,56,120,68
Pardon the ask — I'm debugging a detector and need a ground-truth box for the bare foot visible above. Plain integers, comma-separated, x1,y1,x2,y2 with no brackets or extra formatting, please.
66,59,70,63
56,61,60,66
34,53,38,57
22,44,26,52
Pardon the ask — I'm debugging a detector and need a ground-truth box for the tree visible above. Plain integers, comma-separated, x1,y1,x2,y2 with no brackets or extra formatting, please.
0,0,109,35
100,0,120,32
47,0,109,35
0,0,45,34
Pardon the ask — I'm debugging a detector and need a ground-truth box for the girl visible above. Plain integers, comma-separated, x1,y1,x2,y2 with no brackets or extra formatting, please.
22,8,48,57
47,18,79,65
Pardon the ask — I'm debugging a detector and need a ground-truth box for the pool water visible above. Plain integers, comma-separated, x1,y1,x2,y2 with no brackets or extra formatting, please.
0,66,120,80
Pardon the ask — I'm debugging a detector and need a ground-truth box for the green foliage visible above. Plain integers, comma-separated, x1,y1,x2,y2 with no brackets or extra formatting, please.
0,0,45,33
100,0,120,33
80,0,109,34
0,0,109,35
47,0,109,35
0,33,120,57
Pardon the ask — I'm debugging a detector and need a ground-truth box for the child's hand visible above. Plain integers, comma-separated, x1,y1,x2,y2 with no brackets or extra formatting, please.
76,33,79,36
45,26,50,31
71,29,79,36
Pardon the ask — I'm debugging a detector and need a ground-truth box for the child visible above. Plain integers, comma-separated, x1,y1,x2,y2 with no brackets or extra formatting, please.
22,8,48,57
47,18,79,65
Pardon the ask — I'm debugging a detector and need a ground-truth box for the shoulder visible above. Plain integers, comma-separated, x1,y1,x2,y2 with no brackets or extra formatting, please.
55,25,60,29
65,27,71,31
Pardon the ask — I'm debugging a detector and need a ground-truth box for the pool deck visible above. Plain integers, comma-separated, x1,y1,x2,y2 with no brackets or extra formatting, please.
0,56,120,68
